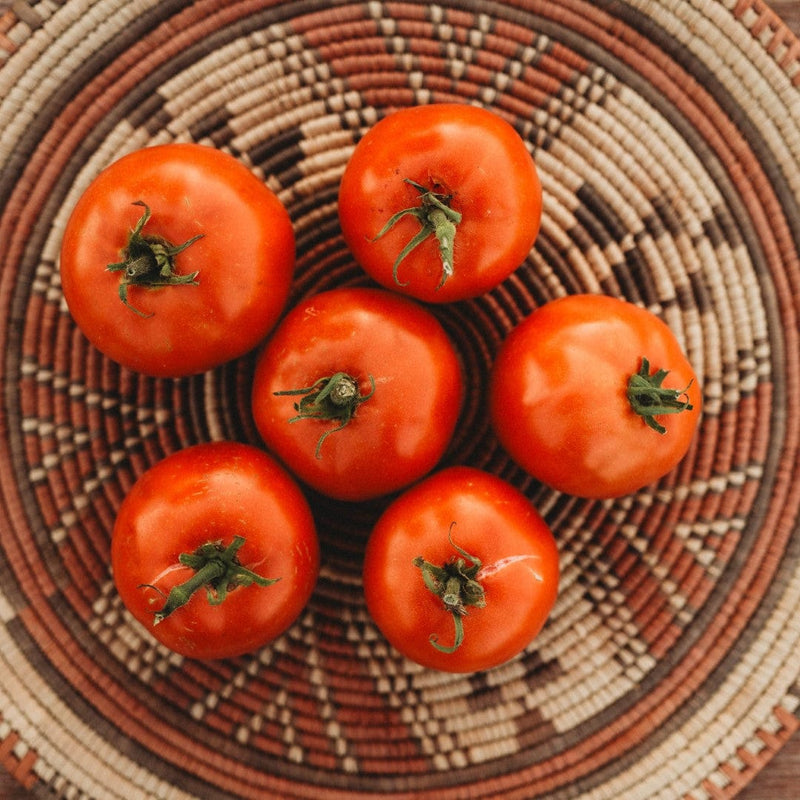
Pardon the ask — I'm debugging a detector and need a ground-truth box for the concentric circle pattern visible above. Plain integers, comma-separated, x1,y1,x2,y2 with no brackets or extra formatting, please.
1,1,799,798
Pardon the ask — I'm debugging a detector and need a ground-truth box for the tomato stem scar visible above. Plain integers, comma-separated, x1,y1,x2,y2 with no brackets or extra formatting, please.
373,179,462,290
627,357,695,434
107,201,202,317
143,535,279,625
413,522,486,654
274,372,376,458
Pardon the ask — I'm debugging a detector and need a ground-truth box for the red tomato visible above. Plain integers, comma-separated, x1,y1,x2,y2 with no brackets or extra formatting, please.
251,287,463,501
363,467,559,673
338,104,542,303
111,442,319,660
489,294,702,498
60,143,295,377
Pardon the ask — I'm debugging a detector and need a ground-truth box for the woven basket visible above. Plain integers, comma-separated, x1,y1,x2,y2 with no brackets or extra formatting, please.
1,0,799,798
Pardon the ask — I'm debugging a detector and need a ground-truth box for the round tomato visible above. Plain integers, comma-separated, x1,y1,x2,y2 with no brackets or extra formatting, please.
111,442,319,660
338,104,542,303
362,466,559,673
60,143,295,377
489,294,702,499
251,287,463,501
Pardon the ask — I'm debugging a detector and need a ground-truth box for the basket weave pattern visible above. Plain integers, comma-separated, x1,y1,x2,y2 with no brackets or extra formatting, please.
1,0,799,798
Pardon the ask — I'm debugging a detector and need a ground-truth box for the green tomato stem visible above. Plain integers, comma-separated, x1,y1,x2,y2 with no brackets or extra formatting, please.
627,357,695,434
107,201,202,317
412,523,486,654
372,179,462,290
274,372,376,458
144,535,279,625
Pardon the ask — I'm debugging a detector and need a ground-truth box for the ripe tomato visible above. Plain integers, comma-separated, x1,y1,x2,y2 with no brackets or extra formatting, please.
489,294,702,499
363,467,559,673
251,287,463,501
60,143,295,377
338,104,542,303
111,442,319,660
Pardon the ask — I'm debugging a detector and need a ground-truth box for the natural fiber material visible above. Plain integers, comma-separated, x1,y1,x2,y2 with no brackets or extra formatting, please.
1,0,799,797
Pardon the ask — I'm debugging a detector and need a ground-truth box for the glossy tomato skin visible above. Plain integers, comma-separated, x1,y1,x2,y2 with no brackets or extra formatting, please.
489,294,702,499
251,287,463,502
111,442,319,660
60,144,295,377
338,104,542,303
363,467,559,673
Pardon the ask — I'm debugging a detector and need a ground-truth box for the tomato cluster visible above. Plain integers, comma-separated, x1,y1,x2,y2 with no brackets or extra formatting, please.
61,105,701,669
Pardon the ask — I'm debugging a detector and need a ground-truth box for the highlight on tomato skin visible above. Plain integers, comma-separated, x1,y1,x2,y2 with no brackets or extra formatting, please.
338,103,543,304
488,294,703,499
110,442,320,661
362,466,560,673
59,143,296,378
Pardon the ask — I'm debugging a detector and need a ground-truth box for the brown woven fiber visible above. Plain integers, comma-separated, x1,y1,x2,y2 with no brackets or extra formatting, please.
1,0,799,797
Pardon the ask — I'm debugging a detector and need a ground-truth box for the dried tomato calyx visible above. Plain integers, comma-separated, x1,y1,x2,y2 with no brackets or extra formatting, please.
107,201,202,318
144,535,279,625
373,179,462,290
413,523,486,654
274,372,376,459
627,357,695,434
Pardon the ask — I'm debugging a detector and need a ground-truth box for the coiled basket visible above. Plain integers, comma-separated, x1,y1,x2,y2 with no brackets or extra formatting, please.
1,1,799,798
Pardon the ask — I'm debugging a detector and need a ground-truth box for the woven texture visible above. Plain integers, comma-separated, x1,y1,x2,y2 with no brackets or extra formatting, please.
1,0,799,798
